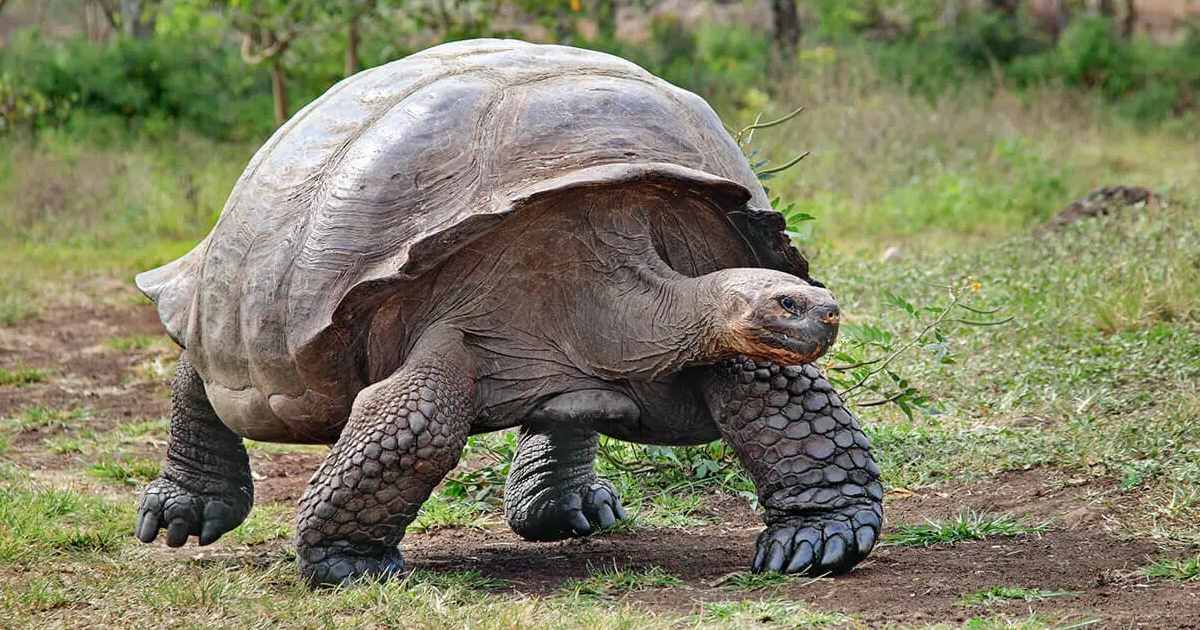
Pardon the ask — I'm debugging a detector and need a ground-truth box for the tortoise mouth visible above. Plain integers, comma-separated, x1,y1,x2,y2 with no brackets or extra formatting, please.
752,321,838,364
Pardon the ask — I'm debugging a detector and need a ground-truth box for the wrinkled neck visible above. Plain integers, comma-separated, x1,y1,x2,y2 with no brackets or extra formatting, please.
622,263,733,375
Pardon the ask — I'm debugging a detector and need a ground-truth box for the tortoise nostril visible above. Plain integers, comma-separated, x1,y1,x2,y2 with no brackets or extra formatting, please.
814,303,840,325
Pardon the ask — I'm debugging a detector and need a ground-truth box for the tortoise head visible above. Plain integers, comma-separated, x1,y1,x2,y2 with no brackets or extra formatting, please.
707,269,840,366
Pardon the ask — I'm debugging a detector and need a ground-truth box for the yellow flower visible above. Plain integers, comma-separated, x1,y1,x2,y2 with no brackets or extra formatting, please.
969,280,983,293
570,0,582,12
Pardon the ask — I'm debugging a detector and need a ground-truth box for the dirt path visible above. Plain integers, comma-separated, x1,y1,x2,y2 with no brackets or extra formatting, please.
2,304,1198,627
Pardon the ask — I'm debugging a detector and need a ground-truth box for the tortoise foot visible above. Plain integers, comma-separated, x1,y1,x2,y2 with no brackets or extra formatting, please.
298,543,405,587
135,476,252,547
513,480,628,541
752,503,881,575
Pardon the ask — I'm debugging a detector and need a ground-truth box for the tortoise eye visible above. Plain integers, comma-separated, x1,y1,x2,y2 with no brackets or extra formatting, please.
779,296,802,314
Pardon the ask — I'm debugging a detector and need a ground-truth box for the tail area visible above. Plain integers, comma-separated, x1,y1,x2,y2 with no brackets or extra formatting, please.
135,240,207,348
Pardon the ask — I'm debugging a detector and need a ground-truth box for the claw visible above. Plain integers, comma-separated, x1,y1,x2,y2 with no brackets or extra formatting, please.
764,539,787,572
200,501,232,545
596,503,616,529
166,518,191,547
855,525,877,553
751,532,769,572
613,501,628,521
136,509,160,543
820,534,846,569
784,540,814,573
568,509,592,535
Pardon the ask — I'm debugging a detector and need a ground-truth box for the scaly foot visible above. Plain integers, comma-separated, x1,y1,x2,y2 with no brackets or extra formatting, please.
752,503,881,575
135,475,252,547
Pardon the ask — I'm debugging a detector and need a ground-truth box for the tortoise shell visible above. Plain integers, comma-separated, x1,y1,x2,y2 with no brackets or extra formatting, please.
136,39,811,439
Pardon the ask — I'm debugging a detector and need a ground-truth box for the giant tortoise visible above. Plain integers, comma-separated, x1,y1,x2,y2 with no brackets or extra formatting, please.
133,38,883,586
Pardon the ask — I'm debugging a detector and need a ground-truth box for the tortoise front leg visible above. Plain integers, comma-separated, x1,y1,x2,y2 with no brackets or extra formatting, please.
703,358,883,575
296,333,476,586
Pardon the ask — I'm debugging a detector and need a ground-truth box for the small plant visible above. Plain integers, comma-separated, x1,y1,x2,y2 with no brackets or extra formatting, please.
1141,555,1200,582
959,586,1078,607
560,565,681,598
887,511,1048,547
0,366,50,387
0,293,38,327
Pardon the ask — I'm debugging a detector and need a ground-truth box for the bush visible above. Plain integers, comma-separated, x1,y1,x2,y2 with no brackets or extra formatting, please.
0,30,277,141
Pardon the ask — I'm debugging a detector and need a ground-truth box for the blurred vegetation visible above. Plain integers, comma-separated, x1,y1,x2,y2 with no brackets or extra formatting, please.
0,1,1197,139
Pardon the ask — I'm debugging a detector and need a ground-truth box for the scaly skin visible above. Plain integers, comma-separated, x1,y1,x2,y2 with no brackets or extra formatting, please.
136,356,253,547
295,333,475,586
704,358,883,575
504,424,627,541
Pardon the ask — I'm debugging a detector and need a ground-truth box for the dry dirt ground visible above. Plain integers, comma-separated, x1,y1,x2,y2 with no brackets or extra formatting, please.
3,303,1198,628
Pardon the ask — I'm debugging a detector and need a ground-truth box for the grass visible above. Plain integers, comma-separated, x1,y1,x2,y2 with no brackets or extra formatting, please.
0,366,51,387
716,571,809,591
1141,555,1200,582
408,492,496,533
0,479,135,563
87,458,160,486
1,406,89,432
697,600,852,628
103,334,171,352
886,511,1048,547
958,586,1079,608
227,503,293,546
560,565,682,598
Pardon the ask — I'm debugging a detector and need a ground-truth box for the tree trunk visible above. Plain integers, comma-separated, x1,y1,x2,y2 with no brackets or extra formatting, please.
987,0,1019,15
345,15,361,77
1045,0,1070,41
595,0,617,40
1096,0,1115,16
121,0,155,38
271,59,289,127
1122,0,1137,38
771,0,801,57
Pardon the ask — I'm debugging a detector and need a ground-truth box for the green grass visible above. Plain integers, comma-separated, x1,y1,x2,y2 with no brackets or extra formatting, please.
408,492,496,533
227,503,293,546
560,565,682,598
0,480,135,563
0,289,39,327
0,366,51,387
1,406,89,432
104,334,171,352
697,600,852,628
87,458,160,486
1141,555,1200,582
958,586,1079,608
886,511,1048,547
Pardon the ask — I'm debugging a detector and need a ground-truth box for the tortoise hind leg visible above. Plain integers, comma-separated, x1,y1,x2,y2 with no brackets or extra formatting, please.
504,423,627,540
136,355,254,547
504,390,637,541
